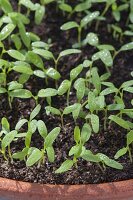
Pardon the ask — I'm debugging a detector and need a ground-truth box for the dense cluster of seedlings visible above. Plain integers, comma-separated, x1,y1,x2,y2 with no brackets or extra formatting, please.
0,0,133,177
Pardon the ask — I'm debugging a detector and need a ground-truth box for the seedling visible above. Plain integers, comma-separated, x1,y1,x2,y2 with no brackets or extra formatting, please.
61,11,100,47
55,125,123,173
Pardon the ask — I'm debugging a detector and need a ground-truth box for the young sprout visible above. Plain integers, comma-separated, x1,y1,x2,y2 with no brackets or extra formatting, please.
30,48,81,87
55,125,123,173
0,117,17,160
26,126,60,167
60,11,99,47
38,88,57,106
114,130,133,163
58,0,92,18
45,106,64,128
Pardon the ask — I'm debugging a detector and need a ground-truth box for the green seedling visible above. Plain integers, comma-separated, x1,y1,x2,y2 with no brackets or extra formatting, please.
58,0,92,18
18,0,45,25
58,64,83,105
61,11,100,47
55,125,123,173
114,130,133,162
45,106,64,128
31,48,81,87
0,117,17,160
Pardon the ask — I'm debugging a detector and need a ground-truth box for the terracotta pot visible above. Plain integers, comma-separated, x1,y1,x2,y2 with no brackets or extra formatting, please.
0,177,133,200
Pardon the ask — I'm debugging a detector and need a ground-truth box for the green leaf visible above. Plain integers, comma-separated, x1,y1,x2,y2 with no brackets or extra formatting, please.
81,123,91,144
38,88,57,97
33,49,54,60
1,117,10,133
91,114,99,133
108,104,125,111
55,160,73,173
91,68,101,93
19,74,30,84
74,78,85,102
37,120,47,139
70,65,83,81
58,80,71,95
97,153,123,169
63,104,78,115
114,147,127,159
2,130,17,150
35,4,45,25
0,87,7,94
80,11,99,27
97,44,115,51
120,42,133,51
121,80,133,88
109,115,130,130
81,150,101,162
46,68,61,80
74,126,80,144
59,3,72,13
28,120,37,133
12,147,28,160
123,87,133,93
26,51,44,70
9,89,32,99
19,0,36,10
45,127,60,147
0,0,13,13
0,24,15,41
127,130,133,146
87,91,96,112
34,70,45,78
13,65,33,75
86,32,99,46
45,106,61,116
30,104,41,121
8,81,23,91
7,50,25,61
59,49,81,58
26,148,43,167
100,87,118,96
74,1,91,12
99,49,113,67
18,22,30,48
72,103,81,121
15,119,28,131
11,34,22,50
46,146,55,163
61,21,79,30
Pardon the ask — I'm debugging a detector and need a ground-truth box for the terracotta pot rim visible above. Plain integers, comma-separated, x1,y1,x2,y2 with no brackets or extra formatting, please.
0,177,133,200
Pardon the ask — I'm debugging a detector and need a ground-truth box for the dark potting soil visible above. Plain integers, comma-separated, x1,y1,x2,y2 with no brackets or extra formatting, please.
0,1,133,184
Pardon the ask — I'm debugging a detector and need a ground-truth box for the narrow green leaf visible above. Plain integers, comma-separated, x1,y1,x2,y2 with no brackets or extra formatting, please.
61,21,79,30
26,148,43,167
7,50,25,61
38,88,57,97
59,49,81,58
45,127,60,147
0,24,15,41
81,11,99,27
9,89,32,98
55,160,73,173
2,130,17,150
46,146,55,163
91,114,99,133
30,104,41,121
37,120,47,139
109,115,130,130
58,80,71,95
74,126,80,144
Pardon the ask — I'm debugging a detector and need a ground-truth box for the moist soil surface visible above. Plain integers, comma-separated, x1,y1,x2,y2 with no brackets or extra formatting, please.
0,1,133,184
